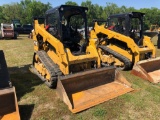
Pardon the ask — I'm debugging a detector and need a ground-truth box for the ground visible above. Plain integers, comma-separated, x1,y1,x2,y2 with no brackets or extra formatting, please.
0,35,159,120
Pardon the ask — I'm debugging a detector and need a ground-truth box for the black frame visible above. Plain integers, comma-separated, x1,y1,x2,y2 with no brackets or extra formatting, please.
107,12,145,38
45,5,88,44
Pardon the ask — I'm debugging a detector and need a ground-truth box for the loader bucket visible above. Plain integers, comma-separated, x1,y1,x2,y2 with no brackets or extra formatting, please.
0,87,20,120
131,57,160,83
143,31,158,38
57,67,133,113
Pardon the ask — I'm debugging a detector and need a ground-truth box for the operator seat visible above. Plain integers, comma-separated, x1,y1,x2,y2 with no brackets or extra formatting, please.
62,25,85,55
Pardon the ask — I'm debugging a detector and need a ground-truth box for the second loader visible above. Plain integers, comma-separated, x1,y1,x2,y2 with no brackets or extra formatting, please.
30,5,133,113
0,50,20,120
91,12,160,83
0,23,17,39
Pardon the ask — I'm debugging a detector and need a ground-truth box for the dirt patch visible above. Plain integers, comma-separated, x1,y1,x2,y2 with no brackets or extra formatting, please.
36,102,56,111
19,95,39,104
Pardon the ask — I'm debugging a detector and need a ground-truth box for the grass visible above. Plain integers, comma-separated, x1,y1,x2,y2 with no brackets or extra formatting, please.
0,35,160,120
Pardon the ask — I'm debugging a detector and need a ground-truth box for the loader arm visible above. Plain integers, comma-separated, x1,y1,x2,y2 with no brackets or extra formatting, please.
33,20,67,64
143,36,156,57
32,20,70,74
92,22,139,62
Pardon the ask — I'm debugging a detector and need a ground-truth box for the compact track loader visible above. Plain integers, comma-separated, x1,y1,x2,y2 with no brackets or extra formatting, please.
143,24,159,39
30,5,133,113
0,23,17,39
0,50,20,120
91,12,160,83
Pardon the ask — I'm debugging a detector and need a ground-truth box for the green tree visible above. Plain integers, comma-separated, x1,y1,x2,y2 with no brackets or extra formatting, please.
0,6,5,23
65,1,78,6
1,3,23,23
20,0,51,24
104,3,121,18
81,0,98,26
0,0,160,30
0,0,51,24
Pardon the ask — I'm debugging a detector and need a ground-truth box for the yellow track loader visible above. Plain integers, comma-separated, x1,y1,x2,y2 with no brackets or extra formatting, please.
30,5,133,113
0,50,20,120
91,12,160,83
149,24,160,33
143,24,159,39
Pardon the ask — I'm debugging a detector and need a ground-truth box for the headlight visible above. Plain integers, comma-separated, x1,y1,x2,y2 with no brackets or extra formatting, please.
60,7,64,11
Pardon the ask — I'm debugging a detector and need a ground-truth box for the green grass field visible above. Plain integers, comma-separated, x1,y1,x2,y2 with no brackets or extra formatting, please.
0,35,160,120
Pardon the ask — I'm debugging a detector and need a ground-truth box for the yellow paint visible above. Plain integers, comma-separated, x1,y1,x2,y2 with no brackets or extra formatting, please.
72,92,84,101
91,22,156,66
32,20,101,76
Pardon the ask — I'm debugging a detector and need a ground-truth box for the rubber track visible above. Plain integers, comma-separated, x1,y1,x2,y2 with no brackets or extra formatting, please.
99,45,132,70
36,50,62,88
0,50,11,88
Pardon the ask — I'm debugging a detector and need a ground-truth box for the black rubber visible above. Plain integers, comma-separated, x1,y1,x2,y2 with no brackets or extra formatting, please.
99,45,132,70
33,50,62,88
0,50,11,88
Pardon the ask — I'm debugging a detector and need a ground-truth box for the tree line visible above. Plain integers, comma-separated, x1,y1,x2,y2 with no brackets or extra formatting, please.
0,0,51,25
0,0,160,30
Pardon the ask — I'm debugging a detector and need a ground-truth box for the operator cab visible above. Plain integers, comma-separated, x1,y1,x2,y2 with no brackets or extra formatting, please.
45,5,88,54
107,12,145,46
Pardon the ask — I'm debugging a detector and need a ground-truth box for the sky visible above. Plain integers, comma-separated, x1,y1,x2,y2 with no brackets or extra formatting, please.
0,0,160,9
